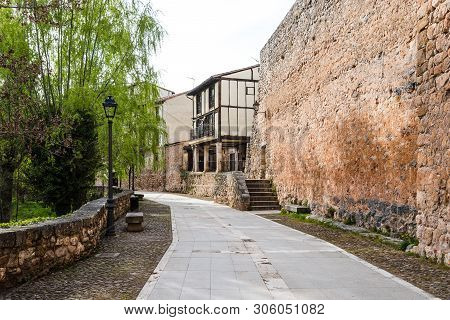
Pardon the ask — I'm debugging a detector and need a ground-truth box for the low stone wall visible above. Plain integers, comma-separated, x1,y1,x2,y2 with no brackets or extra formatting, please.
135,168,165,192
184,172,250,211
0,191,132,289
214,172,251,211
184,173,217,198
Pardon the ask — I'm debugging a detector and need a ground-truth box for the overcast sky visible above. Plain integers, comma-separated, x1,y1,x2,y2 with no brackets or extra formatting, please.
150,0,295,93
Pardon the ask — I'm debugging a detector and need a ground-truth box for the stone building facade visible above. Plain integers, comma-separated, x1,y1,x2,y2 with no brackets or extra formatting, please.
247,0,449,264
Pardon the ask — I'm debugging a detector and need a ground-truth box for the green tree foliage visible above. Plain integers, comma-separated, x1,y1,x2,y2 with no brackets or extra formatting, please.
0,1,165,220
0,7,42,222
27,109,101,215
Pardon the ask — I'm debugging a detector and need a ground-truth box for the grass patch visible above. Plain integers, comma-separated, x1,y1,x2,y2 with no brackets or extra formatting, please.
0,201,57,228
280,210,337,229
0,216,58,228
279,211,419,253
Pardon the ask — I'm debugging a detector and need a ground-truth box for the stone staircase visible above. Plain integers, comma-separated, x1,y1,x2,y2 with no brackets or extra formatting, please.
245,179,281,211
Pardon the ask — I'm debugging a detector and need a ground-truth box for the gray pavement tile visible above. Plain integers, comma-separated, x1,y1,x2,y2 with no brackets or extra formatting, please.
211,289,242,300
149,288,181,300
180,288,211,300
138,193,433,301
183,271,211,289
188,257,211,271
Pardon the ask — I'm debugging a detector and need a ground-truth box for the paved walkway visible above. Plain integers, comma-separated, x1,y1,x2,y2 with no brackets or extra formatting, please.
138,193,434,300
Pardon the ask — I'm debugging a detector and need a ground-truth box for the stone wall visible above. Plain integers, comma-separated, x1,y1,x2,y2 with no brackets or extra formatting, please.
135,168,165,192
184,172,250,211
165,143,187,193
413,0,449,264
0,191,132,289
213,172,251,211
184,173,216,198
247,0,448,263
248,0,420,237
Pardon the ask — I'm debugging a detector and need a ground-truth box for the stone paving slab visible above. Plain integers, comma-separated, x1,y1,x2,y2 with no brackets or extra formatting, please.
138,193,435,300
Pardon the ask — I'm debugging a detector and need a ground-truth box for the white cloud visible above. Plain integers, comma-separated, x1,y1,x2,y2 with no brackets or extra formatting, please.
150,0,295,93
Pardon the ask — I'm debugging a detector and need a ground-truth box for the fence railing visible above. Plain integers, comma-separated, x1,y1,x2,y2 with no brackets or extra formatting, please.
190,124,215,140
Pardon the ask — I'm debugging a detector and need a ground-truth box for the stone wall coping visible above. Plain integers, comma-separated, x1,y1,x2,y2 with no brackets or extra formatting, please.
0,190,133,238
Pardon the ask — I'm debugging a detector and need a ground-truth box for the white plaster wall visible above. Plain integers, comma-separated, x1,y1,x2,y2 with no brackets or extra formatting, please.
161,94,192,144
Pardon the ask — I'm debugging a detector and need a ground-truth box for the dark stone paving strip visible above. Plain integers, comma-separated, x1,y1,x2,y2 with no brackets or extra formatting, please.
0,200,172,300
260,214,450,300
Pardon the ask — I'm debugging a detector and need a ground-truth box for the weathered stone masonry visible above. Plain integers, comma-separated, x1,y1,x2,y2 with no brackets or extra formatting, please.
414,0,449,264
247,0,449,264
183,172,250,211
0,191,132,289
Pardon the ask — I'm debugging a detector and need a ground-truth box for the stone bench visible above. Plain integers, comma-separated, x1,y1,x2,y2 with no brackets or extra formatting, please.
285,204,311,214
134,193,145,201
126,212,144,232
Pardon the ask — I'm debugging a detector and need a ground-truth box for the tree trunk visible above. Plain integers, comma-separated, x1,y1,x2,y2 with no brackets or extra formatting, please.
128,166,132,190
132,165,135,191
0,163,14,223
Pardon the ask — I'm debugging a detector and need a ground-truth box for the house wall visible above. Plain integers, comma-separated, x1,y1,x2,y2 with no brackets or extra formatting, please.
247,0,449,264
161,94,192,145
220,80,256,137
192,67,260,139
220,67,259,137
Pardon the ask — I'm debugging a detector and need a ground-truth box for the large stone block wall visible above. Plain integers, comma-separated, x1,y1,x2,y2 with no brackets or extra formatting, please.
248,0,420,236
184,172,250,211
413,0,449,264
247,0,449,263
0,191,132,289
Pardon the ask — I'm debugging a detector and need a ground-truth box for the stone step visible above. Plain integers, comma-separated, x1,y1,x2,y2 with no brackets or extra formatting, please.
245,179,271,183
245,181,271,186
248,192,276,197
251,205,281,211
248,190,273,195
250,201,281,206
247,187,273,192
246,181,271,186
250,196,278,202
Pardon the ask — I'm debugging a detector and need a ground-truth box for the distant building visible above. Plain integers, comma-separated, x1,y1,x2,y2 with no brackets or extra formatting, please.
158,92,192,145
157,86,175,99
185,65,260,173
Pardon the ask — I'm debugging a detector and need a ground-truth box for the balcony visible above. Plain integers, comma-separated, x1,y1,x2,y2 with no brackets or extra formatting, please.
190,124,215,140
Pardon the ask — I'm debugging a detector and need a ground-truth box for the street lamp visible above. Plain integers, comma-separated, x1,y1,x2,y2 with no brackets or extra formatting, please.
103,96,118,236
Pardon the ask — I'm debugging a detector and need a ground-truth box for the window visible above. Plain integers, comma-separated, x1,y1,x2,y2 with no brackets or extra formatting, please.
196,93,202,114
209,85,215,109
246,86,255,95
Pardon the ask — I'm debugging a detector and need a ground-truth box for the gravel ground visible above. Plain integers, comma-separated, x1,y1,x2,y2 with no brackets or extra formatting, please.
0,200,172,300
260,213,450,300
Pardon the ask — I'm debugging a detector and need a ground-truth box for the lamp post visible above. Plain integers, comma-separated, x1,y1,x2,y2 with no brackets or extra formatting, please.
103,96,118,236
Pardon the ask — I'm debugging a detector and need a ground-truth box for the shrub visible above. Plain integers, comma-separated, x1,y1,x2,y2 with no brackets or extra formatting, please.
26,109,101,216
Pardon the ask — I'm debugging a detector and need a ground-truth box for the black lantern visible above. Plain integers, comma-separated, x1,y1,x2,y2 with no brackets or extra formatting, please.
103,96,118,119
103,95,118,236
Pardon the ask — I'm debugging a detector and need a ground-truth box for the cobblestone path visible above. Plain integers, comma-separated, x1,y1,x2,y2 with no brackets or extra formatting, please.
0,200,172,300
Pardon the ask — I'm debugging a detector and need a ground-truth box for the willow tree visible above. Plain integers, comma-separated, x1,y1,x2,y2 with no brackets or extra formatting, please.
0,0,165,218
0,7,43,222
99,81,167,189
